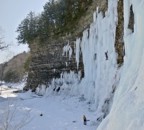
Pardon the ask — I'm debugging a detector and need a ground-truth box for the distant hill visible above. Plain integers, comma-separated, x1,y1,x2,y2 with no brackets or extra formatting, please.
0,51,29,83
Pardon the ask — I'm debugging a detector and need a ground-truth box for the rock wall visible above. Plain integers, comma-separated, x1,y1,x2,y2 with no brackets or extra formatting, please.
115,0,124,66
25,0,125,91
25,40,84,91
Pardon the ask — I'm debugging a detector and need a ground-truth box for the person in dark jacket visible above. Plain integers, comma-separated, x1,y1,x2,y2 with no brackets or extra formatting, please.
105,51,108,60
83,115,87,125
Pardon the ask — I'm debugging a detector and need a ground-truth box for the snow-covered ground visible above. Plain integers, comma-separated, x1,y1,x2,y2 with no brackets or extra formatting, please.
0,83,97,130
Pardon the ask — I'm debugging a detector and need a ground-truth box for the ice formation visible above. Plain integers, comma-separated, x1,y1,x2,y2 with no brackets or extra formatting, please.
46,0,144,129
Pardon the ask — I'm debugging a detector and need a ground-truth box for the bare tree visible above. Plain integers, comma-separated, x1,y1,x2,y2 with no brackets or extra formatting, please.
0,36,7,95
0,100,32,130
0,29,8,91
0,37,8,50
0,27,8,50
0,35,8,94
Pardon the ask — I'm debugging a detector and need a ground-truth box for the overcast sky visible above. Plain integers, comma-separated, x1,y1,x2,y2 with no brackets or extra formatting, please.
0,0,48,63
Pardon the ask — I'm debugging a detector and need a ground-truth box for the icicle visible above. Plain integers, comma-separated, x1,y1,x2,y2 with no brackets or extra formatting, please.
75,38,81,69
62,42,73,59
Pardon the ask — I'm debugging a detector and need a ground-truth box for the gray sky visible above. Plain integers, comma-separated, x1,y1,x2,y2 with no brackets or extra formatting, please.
0,0,48,63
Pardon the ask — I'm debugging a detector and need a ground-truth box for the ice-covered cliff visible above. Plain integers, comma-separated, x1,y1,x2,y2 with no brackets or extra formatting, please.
45,0,120,124
97,1,144,130
24,0,144,129
44,0,144,129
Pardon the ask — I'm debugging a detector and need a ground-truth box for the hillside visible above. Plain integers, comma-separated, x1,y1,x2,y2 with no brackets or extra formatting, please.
0,51,29,82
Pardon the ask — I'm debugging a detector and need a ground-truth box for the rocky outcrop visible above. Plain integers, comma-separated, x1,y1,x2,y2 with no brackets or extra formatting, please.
0,52,29,82
25,0,125,91
24,0,109,91
25,40,84,91
115,0,124,66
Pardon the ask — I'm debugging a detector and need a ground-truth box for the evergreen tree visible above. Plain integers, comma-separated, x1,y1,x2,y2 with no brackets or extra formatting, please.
16,12,38,44
16,0,93,44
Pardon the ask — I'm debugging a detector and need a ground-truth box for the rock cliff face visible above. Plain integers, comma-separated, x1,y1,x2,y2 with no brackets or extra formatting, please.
25,0,125,91
115,0,124,66
26,40,84,91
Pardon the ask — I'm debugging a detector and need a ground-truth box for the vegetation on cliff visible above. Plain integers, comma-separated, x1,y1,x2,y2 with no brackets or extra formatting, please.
16,0,92,44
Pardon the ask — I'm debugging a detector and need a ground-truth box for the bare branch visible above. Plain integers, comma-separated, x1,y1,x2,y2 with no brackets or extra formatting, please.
0,100,32,130
0,45,8,50
0,37,8,50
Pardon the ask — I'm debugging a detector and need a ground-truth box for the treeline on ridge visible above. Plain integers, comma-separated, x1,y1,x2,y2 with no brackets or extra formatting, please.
16,0,92,45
